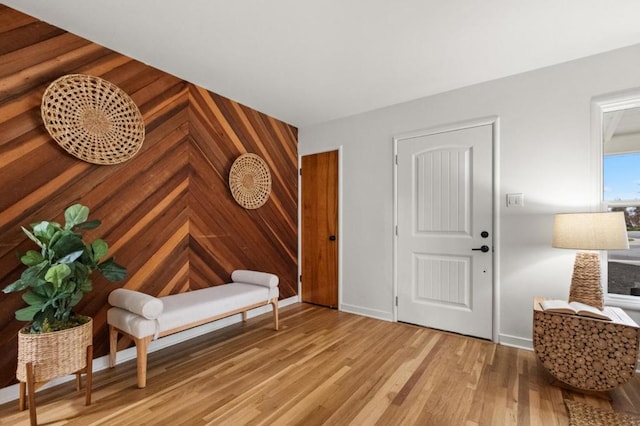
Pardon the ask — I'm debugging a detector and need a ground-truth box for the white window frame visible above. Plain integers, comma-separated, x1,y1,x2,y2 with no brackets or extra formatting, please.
592,89,640,310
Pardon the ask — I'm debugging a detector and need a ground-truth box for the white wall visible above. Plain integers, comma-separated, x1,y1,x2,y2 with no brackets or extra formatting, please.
299,43,640,347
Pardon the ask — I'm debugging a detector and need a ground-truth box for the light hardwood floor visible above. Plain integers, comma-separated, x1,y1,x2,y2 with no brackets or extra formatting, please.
0,303,638,425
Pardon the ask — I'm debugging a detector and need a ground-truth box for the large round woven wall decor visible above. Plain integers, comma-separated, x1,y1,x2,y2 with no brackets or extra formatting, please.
229,153,272,209
41,74,145,165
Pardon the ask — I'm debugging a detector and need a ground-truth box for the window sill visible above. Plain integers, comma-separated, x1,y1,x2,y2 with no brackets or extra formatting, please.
605,294,640,312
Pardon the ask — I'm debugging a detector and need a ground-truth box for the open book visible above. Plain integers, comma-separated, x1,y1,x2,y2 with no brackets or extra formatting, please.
539,300,612,321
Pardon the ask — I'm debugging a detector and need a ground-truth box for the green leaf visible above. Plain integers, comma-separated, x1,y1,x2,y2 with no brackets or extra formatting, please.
20,262,49,287
22,290,47,307
39,281,56,298
3,278,30,294
78,278,93,293
32,221,61,243
45,264,71,287
98,257,127,282
15,305,41,322
57,249,83,264
20,250,44,266
59,279,76,295
48,228,64,250
50,233,85,259
69,290,83,307
64,204,89,229
21,226,46,250
68,262,90,283
76,219,101,230
91,239,108,262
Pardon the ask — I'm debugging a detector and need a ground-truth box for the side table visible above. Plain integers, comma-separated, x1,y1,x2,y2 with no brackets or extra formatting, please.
533,297,640,392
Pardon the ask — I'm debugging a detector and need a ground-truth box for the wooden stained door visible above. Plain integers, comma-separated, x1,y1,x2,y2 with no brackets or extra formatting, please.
301,150,339,308
396,123,494,339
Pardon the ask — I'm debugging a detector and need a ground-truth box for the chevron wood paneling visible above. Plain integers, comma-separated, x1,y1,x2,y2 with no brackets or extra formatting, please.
0,6,298,388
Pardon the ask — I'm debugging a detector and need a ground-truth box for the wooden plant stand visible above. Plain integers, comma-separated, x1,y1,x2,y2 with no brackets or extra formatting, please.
16,319,94,426
18,346,93,426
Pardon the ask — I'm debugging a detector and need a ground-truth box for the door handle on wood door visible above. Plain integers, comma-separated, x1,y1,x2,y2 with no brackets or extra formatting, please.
472,245,490,253
329,235,336,241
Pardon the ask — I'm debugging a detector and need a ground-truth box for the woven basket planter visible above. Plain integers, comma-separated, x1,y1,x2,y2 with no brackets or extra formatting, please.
17,317,93,383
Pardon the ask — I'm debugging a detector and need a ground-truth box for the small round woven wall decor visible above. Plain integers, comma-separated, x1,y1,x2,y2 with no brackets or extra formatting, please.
41,74,145,165
229,153,272,209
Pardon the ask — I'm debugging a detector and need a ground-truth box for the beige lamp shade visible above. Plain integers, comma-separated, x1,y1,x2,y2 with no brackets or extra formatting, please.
552,211,629,309
552,212,629,250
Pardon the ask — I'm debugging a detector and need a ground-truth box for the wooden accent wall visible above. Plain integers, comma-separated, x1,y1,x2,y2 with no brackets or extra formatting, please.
0,6,298,389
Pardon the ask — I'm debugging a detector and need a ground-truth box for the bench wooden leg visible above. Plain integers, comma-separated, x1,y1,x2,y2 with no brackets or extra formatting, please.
270,298,279,331
109,325,118,368
109,325,153,388
134,335,153,388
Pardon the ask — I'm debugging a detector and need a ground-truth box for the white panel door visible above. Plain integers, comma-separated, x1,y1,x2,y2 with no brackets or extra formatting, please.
396,123,493,339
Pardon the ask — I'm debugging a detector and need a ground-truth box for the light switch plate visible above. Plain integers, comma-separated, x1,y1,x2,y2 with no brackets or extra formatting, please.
506,193,524,207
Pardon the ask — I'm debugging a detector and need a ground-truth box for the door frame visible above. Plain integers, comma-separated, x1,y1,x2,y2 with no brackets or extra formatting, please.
393,116,501,342
298,146,343,309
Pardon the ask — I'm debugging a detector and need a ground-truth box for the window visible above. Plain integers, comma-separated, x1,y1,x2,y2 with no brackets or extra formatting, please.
602,112,640,299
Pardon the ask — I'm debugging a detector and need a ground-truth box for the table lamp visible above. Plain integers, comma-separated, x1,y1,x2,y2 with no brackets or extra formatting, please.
552,211,629,309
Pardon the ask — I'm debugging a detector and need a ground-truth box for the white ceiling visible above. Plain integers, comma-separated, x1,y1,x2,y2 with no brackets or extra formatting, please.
4,0,640,127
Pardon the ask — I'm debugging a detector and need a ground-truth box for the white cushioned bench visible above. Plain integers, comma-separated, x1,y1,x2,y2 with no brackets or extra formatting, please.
107,270,279,388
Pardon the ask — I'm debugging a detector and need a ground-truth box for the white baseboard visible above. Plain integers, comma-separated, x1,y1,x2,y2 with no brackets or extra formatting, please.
340,303,393,322
0,296,298,405
499,333,533,351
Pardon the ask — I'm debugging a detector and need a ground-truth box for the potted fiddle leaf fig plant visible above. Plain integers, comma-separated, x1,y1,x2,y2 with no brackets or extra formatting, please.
2,203,126,403
3,203,126,333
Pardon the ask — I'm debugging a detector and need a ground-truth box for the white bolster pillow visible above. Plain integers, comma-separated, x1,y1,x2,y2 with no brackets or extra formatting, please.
108,288,164,320
107,307,158,339
231,270,279,289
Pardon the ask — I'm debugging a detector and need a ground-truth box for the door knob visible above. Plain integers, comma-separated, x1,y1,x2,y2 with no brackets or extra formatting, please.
329,235,336,241
472,245,490,253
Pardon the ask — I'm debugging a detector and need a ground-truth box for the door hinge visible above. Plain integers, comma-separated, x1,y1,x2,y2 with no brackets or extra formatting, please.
299,168,302,176
395,296,398,306
395,154,398,165
299,274,302,282
395,225,398,236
